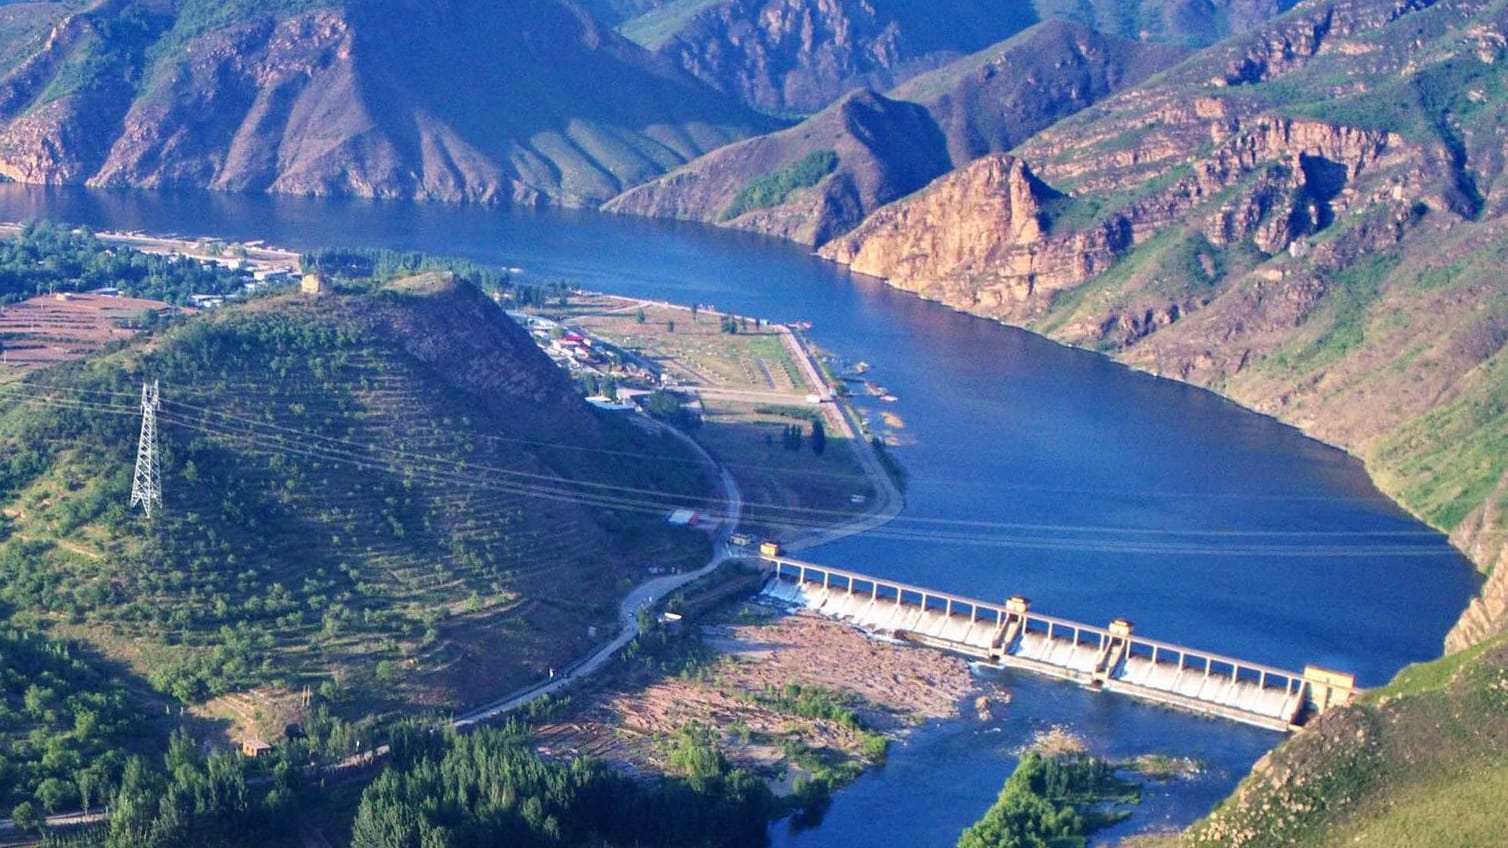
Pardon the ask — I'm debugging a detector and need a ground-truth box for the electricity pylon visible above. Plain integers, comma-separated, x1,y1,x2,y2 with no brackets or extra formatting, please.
129,379,162,518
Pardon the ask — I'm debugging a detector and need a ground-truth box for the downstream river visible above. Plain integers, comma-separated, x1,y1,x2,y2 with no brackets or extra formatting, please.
0,186,1479,845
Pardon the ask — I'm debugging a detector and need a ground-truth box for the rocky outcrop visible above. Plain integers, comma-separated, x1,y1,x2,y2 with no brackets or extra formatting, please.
897,19,1188,167
0,0,164,185
606,20,1186,245
641,0,1285,115
820,154,1132,318
1446,477,1508,650
0,0,774,205
818,0,1508,651
646,0,1038,114
820,114,1408,320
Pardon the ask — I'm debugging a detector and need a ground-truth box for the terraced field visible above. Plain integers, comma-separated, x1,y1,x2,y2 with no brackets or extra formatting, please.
0,274,715,720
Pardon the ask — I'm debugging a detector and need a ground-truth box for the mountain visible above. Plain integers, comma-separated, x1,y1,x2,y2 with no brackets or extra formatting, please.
605,88,952,245
0,0,776,204
620,0,1038,116
616,0,1289,116
0,273,714,711
820,0,1508,649
605,20,1187,244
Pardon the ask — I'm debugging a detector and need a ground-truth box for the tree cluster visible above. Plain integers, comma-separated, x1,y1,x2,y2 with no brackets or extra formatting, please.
350,723,773,848
0,221,249,305
299,248,510,294
955,753,1139,848
0,629,140,816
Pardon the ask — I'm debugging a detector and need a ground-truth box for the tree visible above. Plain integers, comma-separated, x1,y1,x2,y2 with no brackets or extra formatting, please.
666,320,675,333
10,801,39,831
34,777,73,814
75,767,96,813
635,309,646,324
810,420,826,455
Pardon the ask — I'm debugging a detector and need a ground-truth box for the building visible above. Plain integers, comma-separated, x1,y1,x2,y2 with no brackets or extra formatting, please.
241,739,273,758
759,540,782,557
667,508,700,527
300,273,327,294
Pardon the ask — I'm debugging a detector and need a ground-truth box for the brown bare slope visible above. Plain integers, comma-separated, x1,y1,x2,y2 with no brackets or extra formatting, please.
0,0,777,204
606,19,1187,244
820,0,1508,646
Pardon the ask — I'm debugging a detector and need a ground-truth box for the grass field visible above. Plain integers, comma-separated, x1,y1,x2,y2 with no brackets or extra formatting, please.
527,293,878,542
543,293,806,392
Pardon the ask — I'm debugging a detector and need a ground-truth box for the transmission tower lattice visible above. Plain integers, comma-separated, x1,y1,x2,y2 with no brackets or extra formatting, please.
129,379,162,518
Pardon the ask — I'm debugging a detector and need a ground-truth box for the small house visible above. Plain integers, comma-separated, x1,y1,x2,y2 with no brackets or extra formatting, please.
241,739,273,758
759,540,782,558
300,273,326,295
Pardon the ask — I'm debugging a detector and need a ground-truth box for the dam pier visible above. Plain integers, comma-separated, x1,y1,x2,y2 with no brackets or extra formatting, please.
758,556,1358,732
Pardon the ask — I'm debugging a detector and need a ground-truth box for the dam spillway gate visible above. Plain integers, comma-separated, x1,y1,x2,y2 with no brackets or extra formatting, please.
758,557,1359,732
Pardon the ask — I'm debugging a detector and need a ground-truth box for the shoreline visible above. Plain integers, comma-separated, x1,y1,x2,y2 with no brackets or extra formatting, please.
545,288,906,552
532,597,997,799
0,221,303,273
825,260,1489,633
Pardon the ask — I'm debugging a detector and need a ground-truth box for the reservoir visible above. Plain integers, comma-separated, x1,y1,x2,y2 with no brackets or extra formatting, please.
0,185,1479,845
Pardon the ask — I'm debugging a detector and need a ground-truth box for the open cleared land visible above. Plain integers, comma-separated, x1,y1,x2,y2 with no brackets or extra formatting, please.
535,601,990,788
524,292,880,542
0,293,176,370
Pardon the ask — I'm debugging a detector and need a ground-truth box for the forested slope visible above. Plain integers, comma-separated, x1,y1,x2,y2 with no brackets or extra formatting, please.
0,272,713,715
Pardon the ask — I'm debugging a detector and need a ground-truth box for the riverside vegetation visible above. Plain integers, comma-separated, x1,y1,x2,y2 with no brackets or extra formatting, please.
955,753,1140,848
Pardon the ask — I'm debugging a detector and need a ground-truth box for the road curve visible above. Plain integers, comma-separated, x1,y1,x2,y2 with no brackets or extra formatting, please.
454,418,742,727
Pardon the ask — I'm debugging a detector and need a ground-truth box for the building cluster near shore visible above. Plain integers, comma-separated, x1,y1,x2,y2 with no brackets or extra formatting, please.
0,234,307,370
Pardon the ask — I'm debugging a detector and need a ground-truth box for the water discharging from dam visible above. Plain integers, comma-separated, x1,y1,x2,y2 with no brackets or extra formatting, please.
760,557,1357,732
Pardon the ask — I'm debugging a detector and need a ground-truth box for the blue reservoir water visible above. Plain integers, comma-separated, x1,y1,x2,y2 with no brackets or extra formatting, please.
0,185,1480,844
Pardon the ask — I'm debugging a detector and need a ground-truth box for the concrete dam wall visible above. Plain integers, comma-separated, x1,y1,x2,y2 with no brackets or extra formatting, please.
759,558,1358,732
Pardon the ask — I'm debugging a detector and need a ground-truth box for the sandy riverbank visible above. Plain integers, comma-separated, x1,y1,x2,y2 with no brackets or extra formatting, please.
534,601,1003,784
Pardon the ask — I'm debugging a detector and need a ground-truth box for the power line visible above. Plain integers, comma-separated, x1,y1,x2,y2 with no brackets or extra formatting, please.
0,378,1466,557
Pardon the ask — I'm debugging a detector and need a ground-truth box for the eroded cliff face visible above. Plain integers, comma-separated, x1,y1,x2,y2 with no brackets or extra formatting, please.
0,0,773,204
649,0,1037,115
1449,480,1508,649
818,0,1508,648
0,0,163,185
820,154,1130,316
820,112,1414,322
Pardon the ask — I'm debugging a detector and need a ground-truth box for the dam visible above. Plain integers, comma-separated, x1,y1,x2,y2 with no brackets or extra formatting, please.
758,556,1359,732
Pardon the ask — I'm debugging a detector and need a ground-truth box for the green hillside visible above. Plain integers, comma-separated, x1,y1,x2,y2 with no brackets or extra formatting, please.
0,273,714,716
1180,636,1508,848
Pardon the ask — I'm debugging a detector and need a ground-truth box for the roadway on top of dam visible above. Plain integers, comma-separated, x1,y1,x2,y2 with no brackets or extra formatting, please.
759,555,1360,733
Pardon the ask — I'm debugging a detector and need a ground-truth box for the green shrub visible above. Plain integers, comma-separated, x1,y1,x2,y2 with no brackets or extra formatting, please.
721,151,840,221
